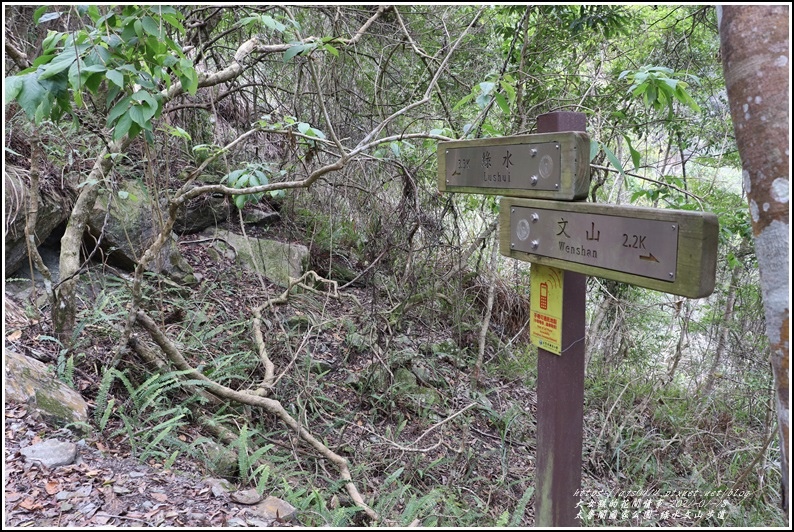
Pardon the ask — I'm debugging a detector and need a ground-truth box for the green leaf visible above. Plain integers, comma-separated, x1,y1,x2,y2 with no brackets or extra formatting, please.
178,58,198,95
141,16,162,38
81,63,108,74
107,96,132,125
222,169,246,185
4,76,24,105
34,97,52,124
106,69,124,88
283,44,306,62
602,144,625,175
127,121,142,140
84,72,104,94
33,6,49,24
234,195,247,209
161,13,185,33
131,90,157,107
262,15,286,32
14,73,49,120
494,92,509,114
323,43,339,57
253,170,269,186
499,79,516,103
39,50,78,80
631,81,648,97
134,19,144,40
452,93,474,111
113,112,134,141
128,104,149,128
478,81,495,95
86,5,101,24
622,135,641,171
31,54,55,68
41,30,65,54
630,189,647,202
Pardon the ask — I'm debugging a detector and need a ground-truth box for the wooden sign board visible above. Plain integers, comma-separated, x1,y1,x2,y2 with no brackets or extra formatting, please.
499,198,719,298
438,132,591,200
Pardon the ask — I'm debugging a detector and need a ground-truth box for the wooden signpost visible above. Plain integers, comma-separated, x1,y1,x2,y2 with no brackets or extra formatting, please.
437,111,718,527
438,131,591,200
500,198,719,298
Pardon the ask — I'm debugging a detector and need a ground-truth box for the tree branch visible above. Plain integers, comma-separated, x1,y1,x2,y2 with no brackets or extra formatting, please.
134,309,378,521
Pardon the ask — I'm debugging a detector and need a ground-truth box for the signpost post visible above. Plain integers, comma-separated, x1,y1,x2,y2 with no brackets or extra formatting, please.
437,111,718,527
531,111,588,527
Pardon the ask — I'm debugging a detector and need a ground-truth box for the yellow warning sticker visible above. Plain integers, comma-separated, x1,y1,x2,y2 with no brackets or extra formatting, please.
530,264,564,355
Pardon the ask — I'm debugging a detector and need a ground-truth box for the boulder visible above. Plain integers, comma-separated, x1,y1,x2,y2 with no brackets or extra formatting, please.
4,165,71,278
173,184,230,235
88,180,195,284
204,229,308,287
4,348,89,427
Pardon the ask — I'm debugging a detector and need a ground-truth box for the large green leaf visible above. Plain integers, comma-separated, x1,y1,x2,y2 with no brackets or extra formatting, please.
106,69,124,88
107,96,132,125
602,144,625,176
283,44,307,62
39,49,78,80
622,134,641,171
113,112,134,140
141,16,162,38
494,92,509,114
4,75,24,105
11,73,49,119
128,104,150,128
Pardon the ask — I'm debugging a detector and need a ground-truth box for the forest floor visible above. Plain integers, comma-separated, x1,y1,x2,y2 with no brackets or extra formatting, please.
3,219,761,527
4,400,298,527
3,222,540,527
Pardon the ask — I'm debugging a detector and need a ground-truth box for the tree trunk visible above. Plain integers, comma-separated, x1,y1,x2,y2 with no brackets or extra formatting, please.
53,139,130,344
667,299,691,383
718,4,789,512
698,262,741,396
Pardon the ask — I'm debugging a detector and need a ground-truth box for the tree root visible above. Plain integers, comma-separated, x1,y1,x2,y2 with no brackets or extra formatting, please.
134,308,378,521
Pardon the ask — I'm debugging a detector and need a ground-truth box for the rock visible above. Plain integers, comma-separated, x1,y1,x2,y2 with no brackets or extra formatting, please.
4,164,71,278
173,185,230,235
230,488,263,505
204,478,234,497
5,349,89,427
254,496,297,522
20,439,78,468
88,179,194,284
5,242,62,308
197,441,238,480
394,367,417,389
242,207,280,227
204,228,308,287
410,386,442,406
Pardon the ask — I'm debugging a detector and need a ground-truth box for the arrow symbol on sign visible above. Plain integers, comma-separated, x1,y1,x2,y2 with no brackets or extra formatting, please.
639,252,659,263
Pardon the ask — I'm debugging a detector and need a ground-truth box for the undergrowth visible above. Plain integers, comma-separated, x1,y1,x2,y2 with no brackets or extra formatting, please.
51,221,786,527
